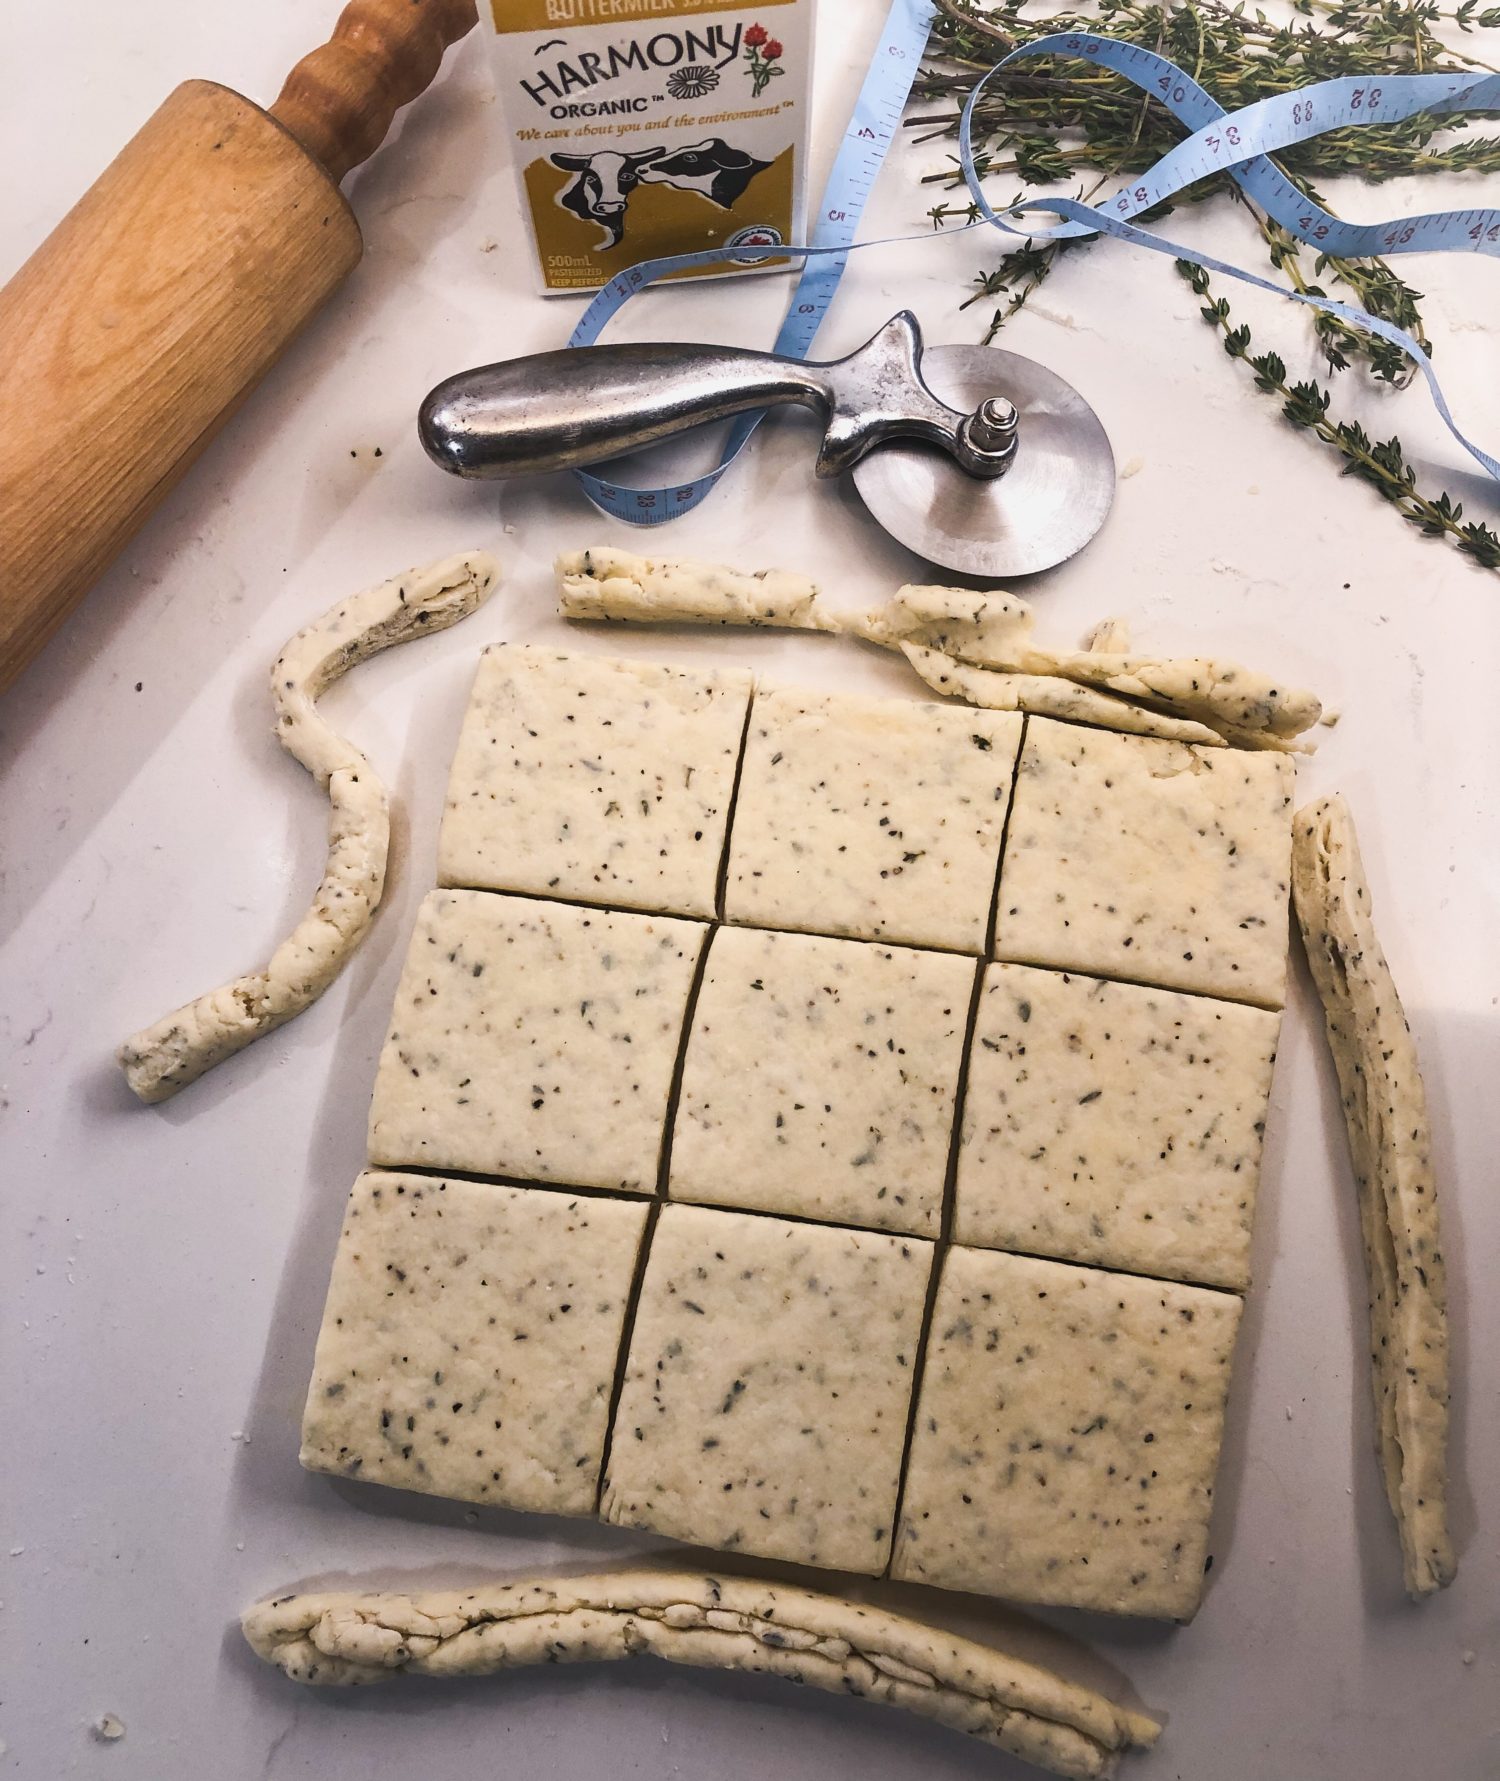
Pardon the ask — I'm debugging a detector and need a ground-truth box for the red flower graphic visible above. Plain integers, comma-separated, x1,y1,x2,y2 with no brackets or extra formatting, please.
742,22,785,96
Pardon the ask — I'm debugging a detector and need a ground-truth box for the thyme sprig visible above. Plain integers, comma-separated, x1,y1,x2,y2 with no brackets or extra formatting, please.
914,0,1500,566
1176,261,1500,565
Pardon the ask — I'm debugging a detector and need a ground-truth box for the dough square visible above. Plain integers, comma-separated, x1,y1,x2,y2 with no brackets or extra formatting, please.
368,890,706,1192
668,926,976,1236
301,1170,649,1516
992,718,1295,1007
892,1246,1242,1619
955,962,1281,1290
438,645,754,919
723,685,1023,952
601,1203,934,1574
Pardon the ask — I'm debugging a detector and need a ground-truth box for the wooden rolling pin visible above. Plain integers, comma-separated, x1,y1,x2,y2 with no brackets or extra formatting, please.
0,0,478,693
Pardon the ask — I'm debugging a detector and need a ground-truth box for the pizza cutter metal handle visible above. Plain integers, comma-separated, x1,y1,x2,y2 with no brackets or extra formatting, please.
417,311,1019,483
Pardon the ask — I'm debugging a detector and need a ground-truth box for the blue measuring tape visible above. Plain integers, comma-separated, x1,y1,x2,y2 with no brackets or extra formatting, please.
567,0,1500,522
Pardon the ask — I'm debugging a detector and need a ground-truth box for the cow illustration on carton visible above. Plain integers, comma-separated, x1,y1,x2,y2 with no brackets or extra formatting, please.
550,138,774,251
488,1,811,293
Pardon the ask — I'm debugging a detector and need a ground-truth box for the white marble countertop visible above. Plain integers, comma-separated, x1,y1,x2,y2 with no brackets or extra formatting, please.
3,3,1498,1777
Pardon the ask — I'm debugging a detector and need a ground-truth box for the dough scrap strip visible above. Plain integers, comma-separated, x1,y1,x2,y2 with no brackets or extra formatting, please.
856,585,1320,742
900,642,1225,747
118,551,499,1104
243,1570,1159,1779
557,545,835,631
1003,644,1317,741
553,549,1320,752
1290,794,1454,1596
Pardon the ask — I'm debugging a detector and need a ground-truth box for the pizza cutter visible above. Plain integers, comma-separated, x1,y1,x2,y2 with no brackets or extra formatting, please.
417,311,1114,577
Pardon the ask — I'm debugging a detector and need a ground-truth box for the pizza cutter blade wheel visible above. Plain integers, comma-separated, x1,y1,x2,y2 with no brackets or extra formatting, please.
850,346,1114,578
418,311,1115,576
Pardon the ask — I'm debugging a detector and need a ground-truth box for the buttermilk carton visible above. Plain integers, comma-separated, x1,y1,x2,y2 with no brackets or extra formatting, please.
486,0,812,293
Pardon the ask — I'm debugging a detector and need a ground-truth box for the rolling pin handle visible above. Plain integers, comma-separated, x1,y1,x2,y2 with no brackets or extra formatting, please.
270,0,479,184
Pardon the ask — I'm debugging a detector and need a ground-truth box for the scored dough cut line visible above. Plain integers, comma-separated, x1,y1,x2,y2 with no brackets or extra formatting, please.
592,1197,665,1521
437,680,1038,965
300,1140,1261,1293
884,951,987,1570
654,923,719,1200
983,712,1029,962
885,719,1026,1550
716,912,997,959
338,1150,1251,1276
988,945,1287,1016
921,1241,1247,1299
345,1161,660,1205
868,702,1011,1543
712,688,758,924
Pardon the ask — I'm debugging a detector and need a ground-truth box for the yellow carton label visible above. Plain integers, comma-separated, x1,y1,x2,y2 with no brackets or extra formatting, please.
486,1,811,293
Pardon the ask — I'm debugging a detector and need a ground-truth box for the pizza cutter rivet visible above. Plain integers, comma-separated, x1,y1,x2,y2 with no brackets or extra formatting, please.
957,396,1020,475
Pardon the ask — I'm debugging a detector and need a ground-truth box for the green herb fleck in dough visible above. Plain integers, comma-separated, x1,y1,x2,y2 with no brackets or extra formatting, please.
603,1204,933,1575
301,1170,647,1517
725,684,1023,953
994,717,1295,1007
438,644,752,919
368,891,706,1191
669,925,974,1236
894,1247,1241,1620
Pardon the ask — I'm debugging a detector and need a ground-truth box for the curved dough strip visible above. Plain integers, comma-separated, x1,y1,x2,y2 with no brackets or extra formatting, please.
1290,795,1454,1597
243,1571,1159,1780
118,551,500,1104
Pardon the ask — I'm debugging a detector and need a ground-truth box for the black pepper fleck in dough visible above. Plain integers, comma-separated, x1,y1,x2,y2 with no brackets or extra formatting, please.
436,645,752,920
368,891,705,1192
893,1246,1241,1620
602,1203,933,1576
300,1169,647,1519
723,684,1022,952
669,926,973,1236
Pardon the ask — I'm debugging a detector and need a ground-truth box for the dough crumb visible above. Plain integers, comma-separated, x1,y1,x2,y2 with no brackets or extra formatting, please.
1462,1649,1476,1666
93,1714,126,1742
